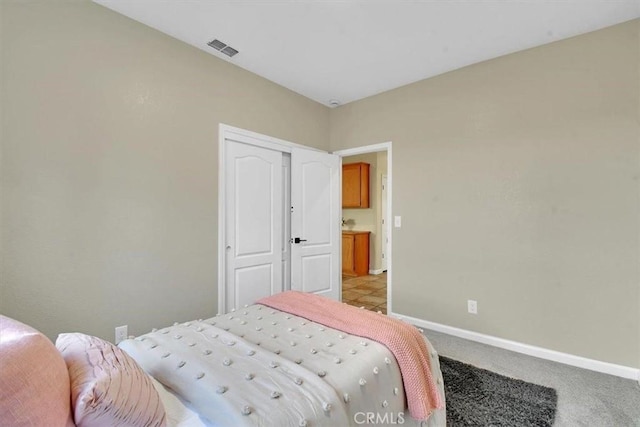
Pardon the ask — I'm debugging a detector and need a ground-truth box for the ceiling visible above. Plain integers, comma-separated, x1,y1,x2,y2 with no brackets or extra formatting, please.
94,1,639,107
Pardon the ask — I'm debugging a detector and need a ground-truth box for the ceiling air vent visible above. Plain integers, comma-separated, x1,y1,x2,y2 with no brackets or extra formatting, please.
207,39,239,57
220,46,238,57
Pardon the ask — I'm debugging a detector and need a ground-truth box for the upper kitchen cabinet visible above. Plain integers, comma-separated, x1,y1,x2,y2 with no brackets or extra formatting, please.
342,162,370,208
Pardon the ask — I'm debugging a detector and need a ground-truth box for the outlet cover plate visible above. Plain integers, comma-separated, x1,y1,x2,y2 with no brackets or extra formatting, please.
467,300,478,314
115,325,128,344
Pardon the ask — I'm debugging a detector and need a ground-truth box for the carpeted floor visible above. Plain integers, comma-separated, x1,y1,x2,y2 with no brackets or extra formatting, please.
440,356,557,426
426,329,640,426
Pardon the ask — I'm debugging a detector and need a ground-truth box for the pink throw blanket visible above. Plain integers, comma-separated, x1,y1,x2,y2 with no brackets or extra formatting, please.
258,291,444,420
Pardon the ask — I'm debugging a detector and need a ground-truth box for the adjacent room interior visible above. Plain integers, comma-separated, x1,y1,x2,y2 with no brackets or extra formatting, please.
341,151,389,314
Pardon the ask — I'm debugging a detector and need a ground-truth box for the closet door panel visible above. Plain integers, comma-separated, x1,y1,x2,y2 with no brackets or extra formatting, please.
225,140,283,310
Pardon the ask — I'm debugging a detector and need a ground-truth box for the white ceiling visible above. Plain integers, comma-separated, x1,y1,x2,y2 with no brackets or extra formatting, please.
95,1,639,107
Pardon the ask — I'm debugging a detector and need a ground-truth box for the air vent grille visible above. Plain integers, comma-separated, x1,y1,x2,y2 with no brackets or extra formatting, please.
207,39,227,50
221,46,238,57
207,39,239,58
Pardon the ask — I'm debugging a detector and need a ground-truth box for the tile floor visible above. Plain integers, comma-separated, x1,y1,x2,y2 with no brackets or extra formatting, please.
342,272,387,314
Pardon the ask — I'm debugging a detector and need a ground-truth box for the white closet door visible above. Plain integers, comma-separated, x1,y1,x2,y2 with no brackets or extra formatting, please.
225,140,283,310
290,148,341,301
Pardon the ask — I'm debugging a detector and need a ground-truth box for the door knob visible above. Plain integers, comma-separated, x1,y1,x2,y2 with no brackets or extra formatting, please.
293,237,307,244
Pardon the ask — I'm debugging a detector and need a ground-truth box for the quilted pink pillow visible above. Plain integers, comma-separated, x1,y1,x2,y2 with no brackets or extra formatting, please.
56,333,166,427
0,315,75,427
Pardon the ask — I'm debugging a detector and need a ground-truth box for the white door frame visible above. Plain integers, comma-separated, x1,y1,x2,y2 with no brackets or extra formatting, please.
333,142,393,314
217,124,324,314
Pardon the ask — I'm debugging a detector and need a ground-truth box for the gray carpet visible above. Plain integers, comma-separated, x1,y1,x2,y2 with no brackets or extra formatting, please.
441,356,557,426
425,329,640,426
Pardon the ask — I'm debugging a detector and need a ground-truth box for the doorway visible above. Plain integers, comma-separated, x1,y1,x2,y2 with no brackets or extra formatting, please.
335,143,392,314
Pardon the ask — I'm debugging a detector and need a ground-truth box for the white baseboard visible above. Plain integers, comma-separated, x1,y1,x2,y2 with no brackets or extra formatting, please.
391,312,640,382
368,269,384,275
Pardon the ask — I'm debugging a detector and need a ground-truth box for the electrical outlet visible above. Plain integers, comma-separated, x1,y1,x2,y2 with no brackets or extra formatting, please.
467,300,478,314
115,325,128,345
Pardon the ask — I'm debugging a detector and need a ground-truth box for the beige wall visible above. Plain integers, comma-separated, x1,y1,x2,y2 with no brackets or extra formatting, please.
330,20,640,368
0,1,329,341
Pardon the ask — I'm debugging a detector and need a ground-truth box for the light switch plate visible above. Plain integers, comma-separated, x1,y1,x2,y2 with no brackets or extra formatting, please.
394,216,402,228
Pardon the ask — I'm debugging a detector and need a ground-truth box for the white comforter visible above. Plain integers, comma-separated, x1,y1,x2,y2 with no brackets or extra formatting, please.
120,304,446,427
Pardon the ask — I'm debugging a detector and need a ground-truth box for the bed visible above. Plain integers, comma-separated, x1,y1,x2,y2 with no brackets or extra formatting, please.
0,291,446,427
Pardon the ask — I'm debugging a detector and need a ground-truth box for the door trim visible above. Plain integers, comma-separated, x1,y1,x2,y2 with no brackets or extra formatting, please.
218,124,326,314
333,142,393,314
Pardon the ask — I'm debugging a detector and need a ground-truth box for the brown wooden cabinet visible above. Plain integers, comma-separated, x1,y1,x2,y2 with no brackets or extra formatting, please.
342,162,370,208
342,231,370,277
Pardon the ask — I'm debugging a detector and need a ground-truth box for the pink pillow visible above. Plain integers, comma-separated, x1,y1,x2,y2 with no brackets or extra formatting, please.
0,315,75,427
56,333,166,427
